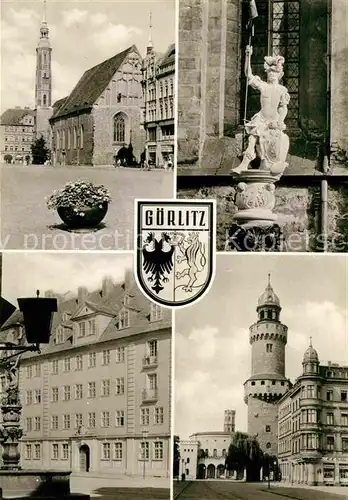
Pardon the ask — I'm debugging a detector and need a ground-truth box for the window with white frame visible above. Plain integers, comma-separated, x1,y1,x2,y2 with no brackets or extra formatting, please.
153,441,163,460
26,366,32,378
63,385,71,401
101,411,110,428
147,340,158,357
64,358,71,372
154,407,164,425
75,413,83,428
88,319,96,336
116,410,125,427
63,414,71,430
101,379,110,397
114,442,123,460
116,346,125,363
102,442,111,460
34,364,41,377
78,322,86,338
52,443,59,460
147,373,157,390
34,390,41,404
52,387,59,402
75,384,83,400
34,443,41,460
51,360,58,375
118,310,129,329
102,350,110,365
141,408,150,426
150,303,162,322
51,415,59,430
25,444,32,460
26,417,32,432
34,416,41,431
26,390,33,405
62,443,69,460
88,352,96,368
116,377,124,395
88,412,96,428
76,354,83,371
140,441,149,460
88,382,96,398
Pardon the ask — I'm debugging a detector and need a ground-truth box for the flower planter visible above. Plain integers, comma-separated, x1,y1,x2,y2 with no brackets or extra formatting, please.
57,202,108,229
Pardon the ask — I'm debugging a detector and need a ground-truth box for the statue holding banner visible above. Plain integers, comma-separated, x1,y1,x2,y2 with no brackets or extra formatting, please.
232,45,290,176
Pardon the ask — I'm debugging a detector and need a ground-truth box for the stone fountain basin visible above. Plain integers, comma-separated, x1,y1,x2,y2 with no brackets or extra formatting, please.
0,470,90,499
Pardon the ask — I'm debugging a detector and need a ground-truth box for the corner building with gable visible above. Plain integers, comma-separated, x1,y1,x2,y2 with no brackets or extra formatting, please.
244,277,291,456
0,270,171,478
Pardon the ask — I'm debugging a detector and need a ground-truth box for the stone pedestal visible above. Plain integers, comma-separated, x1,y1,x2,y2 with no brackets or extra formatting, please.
226,170,282,251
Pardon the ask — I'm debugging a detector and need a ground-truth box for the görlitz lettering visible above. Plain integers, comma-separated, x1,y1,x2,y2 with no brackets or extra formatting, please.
144,209,207,228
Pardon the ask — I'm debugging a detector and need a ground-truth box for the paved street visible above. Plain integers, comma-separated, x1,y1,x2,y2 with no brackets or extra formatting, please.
0,164,173,250
173,481,348,500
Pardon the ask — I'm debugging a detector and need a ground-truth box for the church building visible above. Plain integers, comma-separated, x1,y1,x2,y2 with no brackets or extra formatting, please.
49,46,145,166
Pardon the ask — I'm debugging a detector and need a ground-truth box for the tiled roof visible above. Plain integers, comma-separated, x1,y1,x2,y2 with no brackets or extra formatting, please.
158,43,175,67
50,45,140,120
0,275,171,360
0,108,35,126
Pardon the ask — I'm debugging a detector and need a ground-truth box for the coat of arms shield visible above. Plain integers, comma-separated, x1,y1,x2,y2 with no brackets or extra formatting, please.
135,200,216,307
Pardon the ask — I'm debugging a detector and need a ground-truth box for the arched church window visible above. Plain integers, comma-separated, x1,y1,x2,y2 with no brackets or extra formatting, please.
43,53,47,65
56,130,60,150
113,113,126,143
80,125,84,149
73,127,77,149
43,94,47,106
67,129,71,150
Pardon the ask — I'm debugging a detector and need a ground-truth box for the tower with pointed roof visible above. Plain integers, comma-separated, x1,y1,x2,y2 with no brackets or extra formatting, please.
244,275,291,455
35,0,53,145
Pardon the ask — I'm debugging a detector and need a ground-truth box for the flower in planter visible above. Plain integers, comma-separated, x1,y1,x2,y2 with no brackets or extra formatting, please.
46,180,111,210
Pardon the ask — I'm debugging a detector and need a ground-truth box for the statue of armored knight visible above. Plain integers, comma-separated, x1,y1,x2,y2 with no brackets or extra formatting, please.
232,46,290,176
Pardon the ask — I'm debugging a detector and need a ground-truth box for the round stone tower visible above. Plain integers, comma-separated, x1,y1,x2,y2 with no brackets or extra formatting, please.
244,275,290,455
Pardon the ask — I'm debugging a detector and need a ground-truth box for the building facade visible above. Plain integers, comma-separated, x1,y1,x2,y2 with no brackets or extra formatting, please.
244,276,291,456
0,271,171,478
50,46,145,166
178,440,199,480
177,0,348,252
35,10,53,145
0,108,35,163
142,43,175,167
278,344,348,486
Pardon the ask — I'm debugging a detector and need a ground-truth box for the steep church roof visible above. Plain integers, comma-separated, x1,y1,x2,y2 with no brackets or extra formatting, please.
0,108,35,126
50,45,141,120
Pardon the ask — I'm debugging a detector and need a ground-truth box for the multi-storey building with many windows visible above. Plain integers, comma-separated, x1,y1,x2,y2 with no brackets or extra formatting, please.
142,41,175,167
0,108,35,163
0,270,171,478
278,344,348,486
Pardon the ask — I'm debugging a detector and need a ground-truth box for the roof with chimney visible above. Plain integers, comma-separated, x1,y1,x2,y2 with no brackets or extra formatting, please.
50,45,141,120
0,272,171,360
0,108,35,126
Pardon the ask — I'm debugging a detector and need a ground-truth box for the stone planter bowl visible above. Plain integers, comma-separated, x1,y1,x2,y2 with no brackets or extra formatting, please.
57,202,108,229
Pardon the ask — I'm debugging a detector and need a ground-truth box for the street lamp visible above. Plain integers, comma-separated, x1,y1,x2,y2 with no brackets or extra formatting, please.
142,430,149,479
0,291,57,470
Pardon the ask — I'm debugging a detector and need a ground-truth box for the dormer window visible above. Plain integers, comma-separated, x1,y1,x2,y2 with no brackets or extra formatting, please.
55,326,65,345
78,322,86,338
118,310,129,329
150,303,162,322
62,311,71,322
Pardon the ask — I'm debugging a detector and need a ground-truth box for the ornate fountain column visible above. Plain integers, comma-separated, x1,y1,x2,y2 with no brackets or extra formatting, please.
227,47,290,251
0,358,23,470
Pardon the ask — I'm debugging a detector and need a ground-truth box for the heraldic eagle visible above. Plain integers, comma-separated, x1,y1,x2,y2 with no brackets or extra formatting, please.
142,232,175,294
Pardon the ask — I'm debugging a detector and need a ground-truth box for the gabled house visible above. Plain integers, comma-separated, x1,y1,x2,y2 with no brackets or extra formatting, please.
49,45,146,166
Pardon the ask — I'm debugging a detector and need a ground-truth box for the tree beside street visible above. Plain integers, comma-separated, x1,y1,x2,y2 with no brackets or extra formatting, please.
31,136,50,165
225,431,263,481
173,435,180,478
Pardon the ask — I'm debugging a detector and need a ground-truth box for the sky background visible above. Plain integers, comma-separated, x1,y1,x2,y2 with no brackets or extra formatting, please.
1,0,175,112
1,252,133,304
175,254,348,440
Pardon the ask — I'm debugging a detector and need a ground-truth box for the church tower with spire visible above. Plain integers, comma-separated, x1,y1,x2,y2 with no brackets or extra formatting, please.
35,0,53,144
244,275,291,455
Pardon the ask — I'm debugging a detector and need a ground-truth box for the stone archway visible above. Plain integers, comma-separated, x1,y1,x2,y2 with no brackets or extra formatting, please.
217,464,225,478
198,463,206,479
79,444,90,472
207,464,216,479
